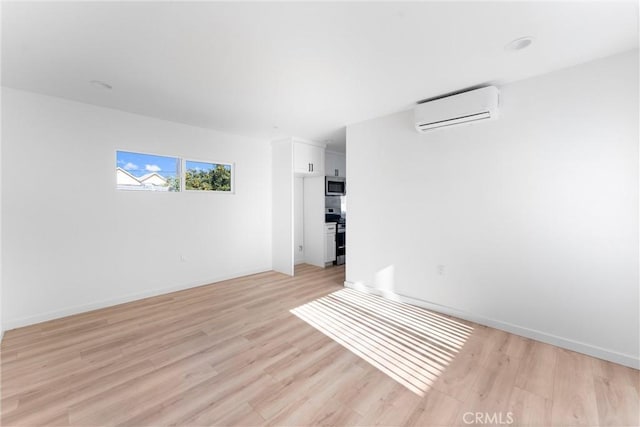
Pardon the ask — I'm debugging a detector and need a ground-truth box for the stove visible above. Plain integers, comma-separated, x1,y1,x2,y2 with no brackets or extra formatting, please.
335,221,345,265
326,208,346,265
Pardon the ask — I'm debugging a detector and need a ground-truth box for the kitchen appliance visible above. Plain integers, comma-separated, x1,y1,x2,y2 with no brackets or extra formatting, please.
325,207,341,223
325,176,346,196
325,207,346,266
335,222,346,265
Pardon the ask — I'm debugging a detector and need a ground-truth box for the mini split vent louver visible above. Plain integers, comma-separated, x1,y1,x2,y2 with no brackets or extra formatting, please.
414,86,500,133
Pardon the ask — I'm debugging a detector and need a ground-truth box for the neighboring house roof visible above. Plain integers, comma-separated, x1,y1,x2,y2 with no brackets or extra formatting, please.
116,167,143,186
139,172,167,185
116,168,168,187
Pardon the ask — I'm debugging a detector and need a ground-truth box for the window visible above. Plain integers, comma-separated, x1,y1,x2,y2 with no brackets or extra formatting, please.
116,151,180,191
185,160,233,192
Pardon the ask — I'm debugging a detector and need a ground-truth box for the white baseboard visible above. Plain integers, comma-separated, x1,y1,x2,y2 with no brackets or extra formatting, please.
4,266,273,331
344,281,639,370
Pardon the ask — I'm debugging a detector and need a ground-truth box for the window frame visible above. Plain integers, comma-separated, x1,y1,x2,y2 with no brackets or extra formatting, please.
115,149,182,193
183,158,235,194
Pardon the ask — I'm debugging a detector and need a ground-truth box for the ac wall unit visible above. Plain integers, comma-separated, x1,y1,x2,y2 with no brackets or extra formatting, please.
414,86,499,133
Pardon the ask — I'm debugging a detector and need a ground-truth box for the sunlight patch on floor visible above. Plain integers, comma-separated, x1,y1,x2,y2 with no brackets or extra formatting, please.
290,288,473,396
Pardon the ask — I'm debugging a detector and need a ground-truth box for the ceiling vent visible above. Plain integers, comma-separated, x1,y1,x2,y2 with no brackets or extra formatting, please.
414,86,499,133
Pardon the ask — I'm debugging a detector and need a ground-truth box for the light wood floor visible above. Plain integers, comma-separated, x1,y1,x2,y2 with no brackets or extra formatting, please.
1,264,638,426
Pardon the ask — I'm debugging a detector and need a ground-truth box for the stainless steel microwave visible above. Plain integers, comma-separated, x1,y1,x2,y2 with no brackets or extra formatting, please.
326,177,346,196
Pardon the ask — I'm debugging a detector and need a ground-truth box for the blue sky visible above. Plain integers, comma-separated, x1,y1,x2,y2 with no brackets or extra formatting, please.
116,151,178,178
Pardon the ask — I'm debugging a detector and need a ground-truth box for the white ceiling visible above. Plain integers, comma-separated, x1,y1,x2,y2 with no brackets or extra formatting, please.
2,2,638,152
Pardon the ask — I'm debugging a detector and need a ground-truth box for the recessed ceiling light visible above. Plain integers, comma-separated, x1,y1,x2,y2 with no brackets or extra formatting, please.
505,36,534,52
90,80,112,90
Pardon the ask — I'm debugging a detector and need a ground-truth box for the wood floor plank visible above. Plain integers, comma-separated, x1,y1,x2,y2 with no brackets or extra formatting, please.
593,375,639,426
358,382,423,426
306,397,363,427
507,386,553,427
173,374,278,427
216,402,267,427
403,389,462,427
431,352,483,402
348,368,400,417
5,359,156,425
514,339,557,400
551,349,599,426
453,352,521,425
591,357,640,395
1,264,637,427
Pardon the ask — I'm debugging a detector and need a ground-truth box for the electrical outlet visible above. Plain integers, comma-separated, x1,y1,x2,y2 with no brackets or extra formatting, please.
298,245,303,252
180,255,187,262
437,264,445,275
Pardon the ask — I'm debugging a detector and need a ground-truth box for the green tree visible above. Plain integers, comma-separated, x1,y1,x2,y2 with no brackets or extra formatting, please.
185,164,231,191
165,176,181,192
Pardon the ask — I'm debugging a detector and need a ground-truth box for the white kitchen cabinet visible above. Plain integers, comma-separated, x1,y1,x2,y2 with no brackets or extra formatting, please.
325,223,337,263
325,151,346,177
294,141,324,175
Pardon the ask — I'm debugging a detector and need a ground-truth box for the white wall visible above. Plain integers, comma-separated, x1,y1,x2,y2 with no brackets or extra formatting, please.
0,85,3,339
1,88,272,329
294,177,305,264
303,176,326,268
272,139,294,275
346,50,639,368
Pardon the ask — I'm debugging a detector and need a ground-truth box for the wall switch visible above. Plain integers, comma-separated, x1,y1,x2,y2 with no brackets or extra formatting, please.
180,255,187,262
298,245,303,252
437,264,445,275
